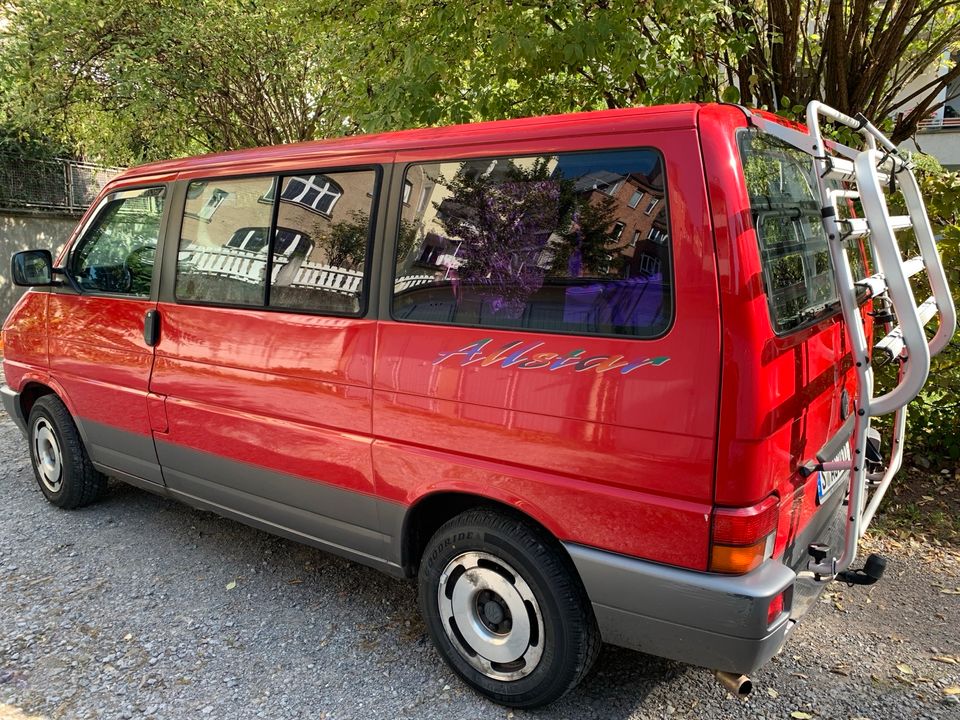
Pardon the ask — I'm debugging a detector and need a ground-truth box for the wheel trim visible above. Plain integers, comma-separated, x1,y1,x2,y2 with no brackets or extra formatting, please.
32,418,63,493
438,551,544,681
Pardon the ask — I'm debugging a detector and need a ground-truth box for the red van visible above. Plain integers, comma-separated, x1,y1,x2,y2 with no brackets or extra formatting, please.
3,101,954,707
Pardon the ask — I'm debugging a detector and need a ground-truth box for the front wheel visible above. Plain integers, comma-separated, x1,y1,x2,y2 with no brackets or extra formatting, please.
418,508,600,708
27,395,107,509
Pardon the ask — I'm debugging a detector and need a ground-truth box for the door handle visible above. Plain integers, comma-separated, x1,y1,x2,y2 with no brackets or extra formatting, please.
144,309,161,347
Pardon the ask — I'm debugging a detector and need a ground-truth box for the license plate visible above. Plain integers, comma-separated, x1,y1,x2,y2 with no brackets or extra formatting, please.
817,442,851,504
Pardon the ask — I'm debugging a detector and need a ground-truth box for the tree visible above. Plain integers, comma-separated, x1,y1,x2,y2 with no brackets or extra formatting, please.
0,0,348,163
428,158,617,317
330,0,958,142
319,213,418,269
724,0,960,141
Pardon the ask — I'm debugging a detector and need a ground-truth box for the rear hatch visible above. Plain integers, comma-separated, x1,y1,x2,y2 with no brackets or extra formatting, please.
708,121,872,574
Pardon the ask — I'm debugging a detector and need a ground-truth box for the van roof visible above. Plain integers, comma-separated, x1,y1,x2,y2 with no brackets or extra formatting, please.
115,103,710,182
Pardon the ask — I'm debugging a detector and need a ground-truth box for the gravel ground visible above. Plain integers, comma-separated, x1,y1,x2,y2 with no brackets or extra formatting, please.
1,398,959,719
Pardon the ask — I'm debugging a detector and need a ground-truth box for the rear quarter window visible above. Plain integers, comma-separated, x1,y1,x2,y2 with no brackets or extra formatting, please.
739,131,867,334
391,149,673,339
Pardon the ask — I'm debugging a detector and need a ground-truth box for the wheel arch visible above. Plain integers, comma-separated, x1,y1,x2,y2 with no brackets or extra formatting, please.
400,490,570,578
16,377,90,449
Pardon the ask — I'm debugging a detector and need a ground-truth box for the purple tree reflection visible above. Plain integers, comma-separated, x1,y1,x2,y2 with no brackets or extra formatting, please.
439,174,561,317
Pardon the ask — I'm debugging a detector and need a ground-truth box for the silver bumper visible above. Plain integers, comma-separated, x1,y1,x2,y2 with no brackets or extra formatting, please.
1,384,26,435
566,543,795,674
566,488,847,674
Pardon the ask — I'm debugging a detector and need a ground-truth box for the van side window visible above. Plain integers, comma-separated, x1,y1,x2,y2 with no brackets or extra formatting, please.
270,169,377,314
176,177,276,305
392,151,672,338
70,186,165,296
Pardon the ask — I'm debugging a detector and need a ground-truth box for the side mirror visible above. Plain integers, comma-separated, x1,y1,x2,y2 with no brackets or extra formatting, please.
11,250,54,286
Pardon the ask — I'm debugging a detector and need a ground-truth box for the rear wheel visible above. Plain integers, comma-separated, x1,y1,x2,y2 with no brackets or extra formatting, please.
27,395,107,509
418,508,600,708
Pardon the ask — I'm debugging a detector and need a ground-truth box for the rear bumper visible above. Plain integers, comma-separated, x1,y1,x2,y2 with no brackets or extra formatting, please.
1,384,26,435
566,543,795,673
566,487,847,673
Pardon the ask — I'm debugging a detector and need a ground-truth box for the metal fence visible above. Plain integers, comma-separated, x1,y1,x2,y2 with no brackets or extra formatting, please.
0,154,124,214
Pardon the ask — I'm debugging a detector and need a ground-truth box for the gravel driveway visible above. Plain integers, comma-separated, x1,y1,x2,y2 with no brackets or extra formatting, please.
1,398,958,719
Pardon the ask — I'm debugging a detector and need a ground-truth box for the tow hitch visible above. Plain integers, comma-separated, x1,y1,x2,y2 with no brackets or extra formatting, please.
836,553,887,586
808,544,888,585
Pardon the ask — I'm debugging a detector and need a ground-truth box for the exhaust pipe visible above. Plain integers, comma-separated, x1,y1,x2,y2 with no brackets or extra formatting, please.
714,670,752,696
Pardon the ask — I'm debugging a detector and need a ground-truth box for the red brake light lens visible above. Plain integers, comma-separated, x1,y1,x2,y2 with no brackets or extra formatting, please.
712,495,780,546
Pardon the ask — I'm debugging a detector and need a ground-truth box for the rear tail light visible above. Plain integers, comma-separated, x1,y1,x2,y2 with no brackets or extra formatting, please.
767,591,785,626
709,495,779,574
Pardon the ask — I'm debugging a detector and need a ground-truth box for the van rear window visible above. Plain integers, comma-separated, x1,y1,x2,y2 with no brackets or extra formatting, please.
739,131,866,334
392,150,672,339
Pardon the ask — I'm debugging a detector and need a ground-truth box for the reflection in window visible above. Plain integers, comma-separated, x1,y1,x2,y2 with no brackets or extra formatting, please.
282,175,342,215
71,187,165,296
270,169,377,313
199,189,229,220
392,150,672,338
740,131,866,334
176,177,275,305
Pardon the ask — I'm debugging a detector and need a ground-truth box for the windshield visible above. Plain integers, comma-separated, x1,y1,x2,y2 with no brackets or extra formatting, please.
738,130,866,334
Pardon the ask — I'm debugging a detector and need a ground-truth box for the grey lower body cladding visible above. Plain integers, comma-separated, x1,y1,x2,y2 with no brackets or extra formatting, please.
566,487,847,673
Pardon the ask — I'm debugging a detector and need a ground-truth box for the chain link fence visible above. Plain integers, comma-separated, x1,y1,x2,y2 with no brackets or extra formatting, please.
0,154,124,214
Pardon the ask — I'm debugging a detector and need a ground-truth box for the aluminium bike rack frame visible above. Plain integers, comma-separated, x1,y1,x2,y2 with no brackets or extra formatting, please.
748,101,957,578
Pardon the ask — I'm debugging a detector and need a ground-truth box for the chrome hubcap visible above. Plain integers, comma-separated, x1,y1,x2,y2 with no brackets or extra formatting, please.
32,418,63,493
437,551,544,681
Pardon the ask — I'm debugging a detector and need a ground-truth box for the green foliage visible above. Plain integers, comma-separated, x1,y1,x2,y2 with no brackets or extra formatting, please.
0,0,351,164
319,213,418,269
904,165,960,458
1,0,958,160
322,212,370,269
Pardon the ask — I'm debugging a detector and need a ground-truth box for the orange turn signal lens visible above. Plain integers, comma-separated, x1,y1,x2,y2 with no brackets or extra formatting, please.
709,537,771,574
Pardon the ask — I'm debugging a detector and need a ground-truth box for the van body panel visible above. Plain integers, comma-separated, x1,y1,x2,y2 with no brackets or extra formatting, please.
374,123,722,570
1,290,49,386
374,438,714,569
155,438,395,566
149,304,379,506
45,293,163,483
699,105,864,561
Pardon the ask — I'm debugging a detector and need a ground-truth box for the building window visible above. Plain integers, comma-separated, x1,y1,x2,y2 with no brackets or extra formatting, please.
227,227,270,253
628,189,644,208
602,179,624,197
199,189,229,220
281,175,343,215
630,229,641,247
644,197,660,215
647,227,668,245
402,179,413,205
610,221,626,241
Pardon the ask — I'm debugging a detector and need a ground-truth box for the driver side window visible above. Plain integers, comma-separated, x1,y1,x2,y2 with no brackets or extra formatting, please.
71,186,166,295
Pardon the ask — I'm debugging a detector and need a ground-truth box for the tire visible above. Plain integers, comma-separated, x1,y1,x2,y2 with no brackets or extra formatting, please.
27,395,107,509
418,508,600,708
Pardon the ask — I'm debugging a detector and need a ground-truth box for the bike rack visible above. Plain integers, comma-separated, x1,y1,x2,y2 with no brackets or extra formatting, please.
749,101,957,578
